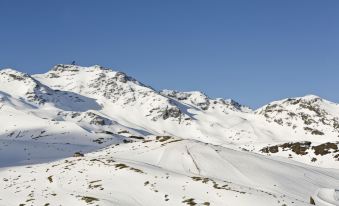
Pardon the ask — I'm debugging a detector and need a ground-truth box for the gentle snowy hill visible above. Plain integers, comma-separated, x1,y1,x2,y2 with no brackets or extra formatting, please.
0,64,338,206
3,136,338,206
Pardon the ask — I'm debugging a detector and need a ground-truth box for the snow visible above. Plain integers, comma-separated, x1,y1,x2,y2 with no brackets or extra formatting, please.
0,65,338,205
0,136,337,205
313,188,339,206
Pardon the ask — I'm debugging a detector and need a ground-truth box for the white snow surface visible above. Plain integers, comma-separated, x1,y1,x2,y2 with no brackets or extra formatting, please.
0,64,338,206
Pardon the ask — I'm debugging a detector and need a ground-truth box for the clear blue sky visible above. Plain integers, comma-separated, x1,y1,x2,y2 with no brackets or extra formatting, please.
0,0,338,108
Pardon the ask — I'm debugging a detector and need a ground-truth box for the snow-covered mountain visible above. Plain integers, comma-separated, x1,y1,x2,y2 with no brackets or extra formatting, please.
0,64,338,206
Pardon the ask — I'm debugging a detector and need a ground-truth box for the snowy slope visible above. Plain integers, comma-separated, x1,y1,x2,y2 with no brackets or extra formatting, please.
2,136,338,206
0,64,338,206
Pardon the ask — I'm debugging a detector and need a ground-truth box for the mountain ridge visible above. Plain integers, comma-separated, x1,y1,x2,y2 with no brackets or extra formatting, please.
0,64,338,206
3,64,337,110
1,64,338,166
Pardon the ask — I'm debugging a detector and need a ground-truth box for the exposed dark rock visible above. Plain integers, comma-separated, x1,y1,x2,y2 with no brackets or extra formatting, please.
73,152,84,157
310,196,315,205
261,141,312,155
312,142,338,156
162,107,182,120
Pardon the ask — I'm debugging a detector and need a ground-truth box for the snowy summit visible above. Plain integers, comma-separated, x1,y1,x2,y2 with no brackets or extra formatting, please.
0,64,338,206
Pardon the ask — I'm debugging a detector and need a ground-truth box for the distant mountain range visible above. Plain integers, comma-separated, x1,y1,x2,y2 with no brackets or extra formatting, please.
0,64,338,206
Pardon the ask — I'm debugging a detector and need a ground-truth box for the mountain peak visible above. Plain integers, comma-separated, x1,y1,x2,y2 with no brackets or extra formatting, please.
0,68,30,79
0,68,51,105
302,94,320,99
277,94,325,107
256,93,339,137
51,64,110,73
0,68,38,88
297,94,322,103
223,98,251,111
160,89,251,112
43,64,148,87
